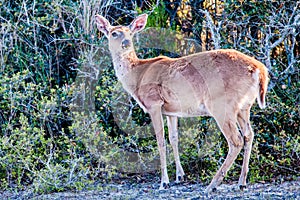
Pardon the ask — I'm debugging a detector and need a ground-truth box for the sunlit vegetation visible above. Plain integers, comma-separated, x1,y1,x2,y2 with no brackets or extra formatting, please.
0,0,299,195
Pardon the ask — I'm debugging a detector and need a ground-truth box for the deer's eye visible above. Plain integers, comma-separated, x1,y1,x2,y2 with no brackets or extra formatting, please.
111,32,118,38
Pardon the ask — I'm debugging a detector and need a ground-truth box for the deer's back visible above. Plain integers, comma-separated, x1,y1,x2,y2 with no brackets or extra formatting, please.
134,49,267,116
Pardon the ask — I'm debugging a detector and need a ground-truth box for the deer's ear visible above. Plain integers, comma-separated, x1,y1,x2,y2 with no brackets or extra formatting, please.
129,14,148,33
95,15,111,37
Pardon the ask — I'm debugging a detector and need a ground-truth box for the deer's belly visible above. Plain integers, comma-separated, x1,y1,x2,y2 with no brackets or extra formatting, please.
162,102,211,117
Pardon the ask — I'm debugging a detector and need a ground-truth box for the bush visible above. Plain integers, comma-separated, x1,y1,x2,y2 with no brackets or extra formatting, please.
0,0,299,195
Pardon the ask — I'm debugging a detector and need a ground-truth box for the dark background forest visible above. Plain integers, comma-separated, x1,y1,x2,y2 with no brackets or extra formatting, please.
0,0,299,195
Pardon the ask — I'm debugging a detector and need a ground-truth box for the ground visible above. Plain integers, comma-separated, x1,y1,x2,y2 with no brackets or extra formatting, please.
1,180,299,199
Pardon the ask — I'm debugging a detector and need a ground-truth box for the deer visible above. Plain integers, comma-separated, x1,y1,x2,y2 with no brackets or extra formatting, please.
95,13,269,193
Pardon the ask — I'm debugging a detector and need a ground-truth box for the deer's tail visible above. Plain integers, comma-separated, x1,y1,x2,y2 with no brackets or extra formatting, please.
257,67,269,109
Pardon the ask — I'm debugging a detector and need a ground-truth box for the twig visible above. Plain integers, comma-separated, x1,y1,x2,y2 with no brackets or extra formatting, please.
199,9,221,49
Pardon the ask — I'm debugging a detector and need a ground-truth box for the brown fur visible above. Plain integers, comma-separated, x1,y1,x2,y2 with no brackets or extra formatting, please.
95,14,269,192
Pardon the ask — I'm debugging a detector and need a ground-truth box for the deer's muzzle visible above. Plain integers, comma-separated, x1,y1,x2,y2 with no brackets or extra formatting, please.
122,39,130,49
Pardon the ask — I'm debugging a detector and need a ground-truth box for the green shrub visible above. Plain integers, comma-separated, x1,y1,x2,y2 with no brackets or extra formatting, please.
0,0,299,195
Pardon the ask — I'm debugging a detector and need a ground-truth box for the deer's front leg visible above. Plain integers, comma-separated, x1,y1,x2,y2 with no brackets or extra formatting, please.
167,116,185,183
148,105,169,190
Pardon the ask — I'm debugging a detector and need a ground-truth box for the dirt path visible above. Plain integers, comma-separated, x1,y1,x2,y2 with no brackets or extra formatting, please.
3,180,299,200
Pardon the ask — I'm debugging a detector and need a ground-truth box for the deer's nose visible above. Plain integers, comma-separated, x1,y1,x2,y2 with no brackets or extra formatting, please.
122,39,130,49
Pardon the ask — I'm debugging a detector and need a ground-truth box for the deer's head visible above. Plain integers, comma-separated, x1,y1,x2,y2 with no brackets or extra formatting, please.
95,14,148,55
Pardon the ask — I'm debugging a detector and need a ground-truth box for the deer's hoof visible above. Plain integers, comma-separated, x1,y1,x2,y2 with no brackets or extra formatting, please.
239,185,247,191
175,175,186,185
159,182,170,190
179,174,187,181
204,186,217,193
163,182,170,189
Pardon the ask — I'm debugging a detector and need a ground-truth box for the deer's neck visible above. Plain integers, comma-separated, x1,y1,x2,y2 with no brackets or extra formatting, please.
111,50,139,78
111,50,144,97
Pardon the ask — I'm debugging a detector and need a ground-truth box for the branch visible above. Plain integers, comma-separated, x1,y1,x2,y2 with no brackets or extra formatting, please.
146,0,161,15
268,2,299,49
199,9,221,49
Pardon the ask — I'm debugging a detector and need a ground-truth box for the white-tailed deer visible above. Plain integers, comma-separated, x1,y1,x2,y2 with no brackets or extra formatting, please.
95,14,269,192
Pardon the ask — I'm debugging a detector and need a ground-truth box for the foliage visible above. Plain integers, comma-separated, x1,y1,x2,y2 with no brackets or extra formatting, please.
0,0,299,196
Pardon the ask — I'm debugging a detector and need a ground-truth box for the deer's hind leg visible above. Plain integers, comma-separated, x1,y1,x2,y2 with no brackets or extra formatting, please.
205,108,244,193
237,107,254,189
